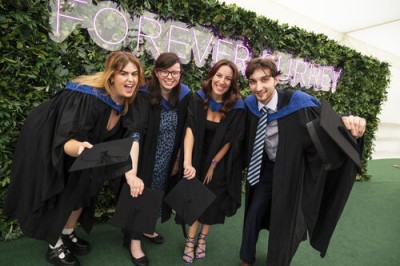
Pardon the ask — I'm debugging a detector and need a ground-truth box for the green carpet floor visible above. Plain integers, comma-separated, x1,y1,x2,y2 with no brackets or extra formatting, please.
1,159,399,266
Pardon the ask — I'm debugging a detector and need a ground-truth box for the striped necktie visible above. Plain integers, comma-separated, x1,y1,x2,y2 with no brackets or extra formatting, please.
247,106,268,186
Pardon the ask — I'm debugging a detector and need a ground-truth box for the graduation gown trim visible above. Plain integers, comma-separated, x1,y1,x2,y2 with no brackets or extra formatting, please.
244,90,320,122
65,81,124,113
139,84,191,111
195,89,245,111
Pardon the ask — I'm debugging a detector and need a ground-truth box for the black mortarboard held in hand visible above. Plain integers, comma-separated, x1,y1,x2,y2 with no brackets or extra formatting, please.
69,138,133,178
307,98,361,170
164,178,216,226
111,183,164,234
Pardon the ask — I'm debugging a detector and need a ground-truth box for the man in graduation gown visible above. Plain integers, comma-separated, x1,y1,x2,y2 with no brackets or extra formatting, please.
239,58,366,266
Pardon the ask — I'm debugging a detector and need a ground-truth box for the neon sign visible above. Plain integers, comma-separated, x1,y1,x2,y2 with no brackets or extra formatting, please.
49,0,342,92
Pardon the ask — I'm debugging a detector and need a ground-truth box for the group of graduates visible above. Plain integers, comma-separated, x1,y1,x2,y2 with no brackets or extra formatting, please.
4,51,366,266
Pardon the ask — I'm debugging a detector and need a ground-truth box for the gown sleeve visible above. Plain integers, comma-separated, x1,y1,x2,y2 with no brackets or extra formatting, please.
221,109,246,216
185,95,197,132
123,92,149,140
5,90,108,216
266,105,363,264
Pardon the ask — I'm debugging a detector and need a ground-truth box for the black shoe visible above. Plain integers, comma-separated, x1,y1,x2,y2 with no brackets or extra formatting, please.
143,233,164,244
61,232,91,256
46,244,80,266
130,255,148,266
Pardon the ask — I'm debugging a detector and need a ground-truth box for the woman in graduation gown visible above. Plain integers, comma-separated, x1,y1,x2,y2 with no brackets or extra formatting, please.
122,52,192,266
4,51,145,266
182,59,245,263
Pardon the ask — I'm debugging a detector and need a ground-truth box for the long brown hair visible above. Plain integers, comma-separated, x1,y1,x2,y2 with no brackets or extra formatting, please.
201,59,240,118
73,51,144,115
146,52,182,108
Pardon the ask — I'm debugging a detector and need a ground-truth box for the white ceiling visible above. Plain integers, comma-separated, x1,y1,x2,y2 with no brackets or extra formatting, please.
219,0,400,160
219,0,400,159
220,0,400,61
277,0,399,33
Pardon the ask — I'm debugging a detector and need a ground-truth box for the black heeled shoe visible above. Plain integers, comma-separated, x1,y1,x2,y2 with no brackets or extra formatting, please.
61,231,91,256
124,233,148,266
195,233,207,260
182,237,195,264
130,254,148,266
46,244,80,266
142,233,164,244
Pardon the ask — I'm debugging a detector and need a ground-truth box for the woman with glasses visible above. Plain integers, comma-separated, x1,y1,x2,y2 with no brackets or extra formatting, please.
181,59,245,264
121,52,192,266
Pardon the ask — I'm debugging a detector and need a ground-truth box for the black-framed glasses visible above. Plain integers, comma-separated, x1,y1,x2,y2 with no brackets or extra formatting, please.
158,70,182,78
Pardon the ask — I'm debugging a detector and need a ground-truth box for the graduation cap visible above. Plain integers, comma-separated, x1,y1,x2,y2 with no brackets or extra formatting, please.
307,98,361,170
69,138,133,179
111,183,164,234
164,178,216,226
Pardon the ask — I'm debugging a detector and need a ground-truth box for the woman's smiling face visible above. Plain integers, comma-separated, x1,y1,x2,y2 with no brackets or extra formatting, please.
111,62,139,103
211,65,233,101
155,62,182,92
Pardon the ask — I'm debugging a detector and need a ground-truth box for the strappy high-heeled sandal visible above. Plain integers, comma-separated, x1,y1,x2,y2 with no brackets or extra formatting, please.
182,237,195,264
195,233,207,260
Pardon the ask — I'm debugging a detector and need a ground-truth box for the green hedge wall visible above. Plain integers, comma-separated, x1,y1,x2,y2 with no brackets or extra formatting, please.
0,0,390,240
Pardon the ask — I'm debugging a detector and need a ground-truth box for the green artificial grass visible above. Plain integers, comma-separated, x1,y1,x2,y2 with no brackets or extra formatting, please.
1,159,399,265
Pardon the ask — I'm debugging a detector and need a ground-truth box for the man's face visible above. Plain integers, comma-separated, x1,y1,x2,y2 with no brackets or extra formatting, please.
248,68,279,105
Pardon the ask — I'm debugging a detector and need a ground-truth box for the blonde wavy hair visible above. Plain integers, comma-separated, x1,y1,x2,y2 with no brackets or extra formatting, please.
73,51,144,115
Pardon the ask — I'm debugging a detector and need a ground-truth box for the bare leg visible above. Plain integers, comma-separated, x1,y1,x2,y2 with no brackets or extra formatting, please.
196,224,210,259
60,208,91,256
182,220,200,263
200,224,210,236
143,232,159,237
187,221,200,239
64,208,83,229
130,240,145,259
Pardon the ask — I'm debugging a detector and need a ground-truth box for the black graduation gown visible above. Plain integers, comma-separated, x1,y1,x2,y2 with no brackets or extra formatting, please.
4,88,131,245
187,91,245,221
133,85,192,223
244,89,362,265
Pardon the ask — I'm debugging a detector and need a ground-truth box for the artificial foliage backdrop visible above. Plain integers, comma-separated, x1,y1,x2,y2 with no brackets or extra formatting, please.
0,0,390,239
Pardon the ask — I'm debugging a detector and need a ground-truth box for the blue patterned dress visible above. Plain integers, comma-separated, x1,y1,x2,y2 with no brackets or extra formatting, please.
150,106,178,192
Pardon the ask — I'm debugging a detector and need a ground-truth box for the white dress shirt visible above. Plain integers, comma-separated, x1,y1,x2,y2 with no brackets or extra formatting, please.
257,90,279,161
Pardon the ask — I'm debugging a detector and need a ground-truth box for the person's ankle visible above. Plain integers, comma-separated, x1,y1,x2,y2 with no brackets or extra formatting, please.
143,232,158,238
130,240,145,258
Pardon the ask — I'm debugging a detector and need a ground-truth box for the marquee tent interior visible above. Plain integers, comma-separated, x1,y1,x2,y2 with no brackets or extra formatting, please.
219,0,400,159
